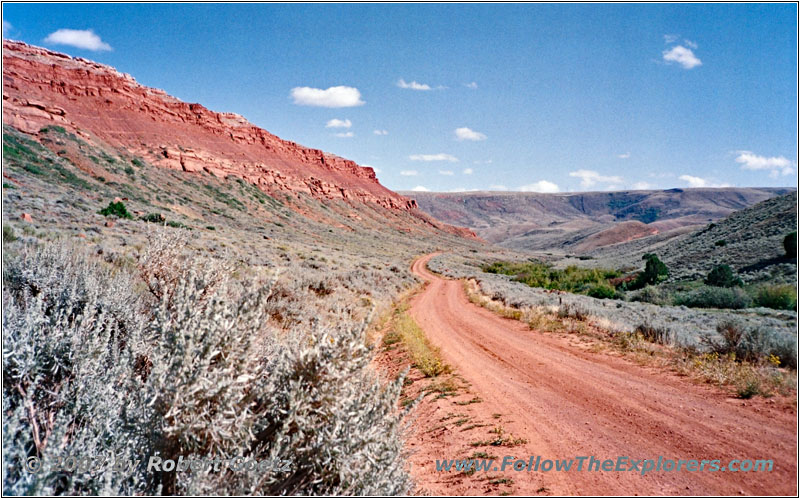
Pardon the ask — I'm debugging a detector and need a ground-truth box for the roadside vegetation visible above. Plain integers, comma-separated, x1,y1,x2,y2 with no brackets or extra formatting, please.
431,250,796,397
3,121,496,495
485,254,796,312
3,232,415,495
482,260,622,299
383,306,449,377
461,278,795,399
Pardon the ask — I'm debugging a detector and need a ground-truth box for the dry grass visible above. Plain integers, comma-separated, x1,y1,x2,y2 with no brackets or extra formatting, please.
464,279,563,332
389,309,450,377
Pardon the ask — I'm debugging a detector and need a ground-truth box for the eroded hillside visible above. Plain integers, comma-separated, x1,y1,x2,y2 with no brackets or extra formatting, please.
406,188,792,253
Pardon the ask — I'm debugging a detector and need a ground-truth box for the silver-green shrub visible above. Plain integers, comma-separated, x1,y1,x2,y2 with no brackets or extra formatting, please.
3,242,150,495
3,231,412,495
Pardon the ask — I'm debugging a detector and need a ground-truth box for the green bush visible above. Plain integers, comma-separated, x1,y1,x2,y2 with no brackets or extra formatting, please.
39,125,66,134
754,284,797,310
98,201,133,219
630,253,669,290
482,260,620,296
628,285,672,305
166,220,189,229
704,264,743,288
675,286,752,310
586,283,616,299
141,212,165,223
714,239,727,247
784,231,797,258
3,225,17,243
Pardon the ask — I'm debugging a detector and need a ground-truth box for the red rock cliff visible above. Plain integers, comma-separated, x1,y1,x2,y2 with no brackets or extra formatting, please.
2,40,425,212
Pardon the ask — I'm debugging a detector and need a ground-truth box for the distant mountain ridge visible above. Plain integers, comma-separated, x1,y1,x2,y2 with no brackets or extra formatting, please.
404,188,793,251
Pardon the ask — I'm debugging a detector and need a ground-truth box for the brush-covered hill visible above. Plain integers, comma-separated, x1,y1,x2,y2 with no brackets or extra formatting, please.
404,188,792,253
580,192,797,283
657,192,797,282
2,40,486,496
2,39,476,243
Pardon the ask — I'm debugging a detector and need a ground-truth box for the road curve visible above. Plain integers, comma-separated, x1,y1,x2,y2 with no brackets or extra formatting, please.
409,253,796,495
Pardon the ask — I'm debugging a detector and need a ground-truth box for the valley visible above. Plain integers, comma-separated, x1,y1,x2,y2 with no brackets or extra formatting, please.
2,39,796,497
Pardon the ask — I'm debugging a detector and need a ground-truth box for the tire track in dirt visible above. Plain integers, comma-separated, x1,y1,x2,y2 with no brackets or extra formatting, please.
407,253,797,495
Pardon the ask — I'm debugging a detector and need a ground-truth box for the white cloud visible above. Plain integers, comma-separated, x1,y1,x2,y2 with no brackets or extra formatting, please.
462,168,473,175
400,170,419,176
465,82,478,89
325,118,351,128
519,180,559,193
679,175,708,188
735,151,796,178
455,127,487,141
373,129,388,135
664,34,679,44
409,153,458,162
679,175,730,188
3,20,12,33
684,39,698,49
618,152,631,159
290,86,364,108
662,45,702,69
333,131,354,138
632,181,653,190
411,185,430,192
43,29,112,51
569,169,624,188
438,170,454,176
489,184,508,191
397,79,431,91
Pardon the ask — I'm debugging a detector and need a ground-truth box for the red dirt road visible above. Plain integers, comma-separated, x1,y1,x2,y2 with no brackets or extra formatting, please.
408,253,797,495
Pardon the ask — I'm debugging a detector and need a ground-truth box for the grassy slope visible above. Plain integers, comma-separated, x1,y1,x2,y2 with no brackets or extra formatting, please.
2,124,480,282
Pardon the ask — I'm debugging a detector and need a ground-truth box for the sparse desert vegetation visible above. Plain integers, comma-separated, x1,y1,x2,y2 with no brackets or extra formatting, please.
3,232,418,495
1,123,485,494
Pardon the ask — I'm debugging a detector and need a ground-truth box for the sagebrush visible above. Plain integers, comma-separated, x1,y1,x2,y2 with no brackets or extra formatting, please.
2,232,412,495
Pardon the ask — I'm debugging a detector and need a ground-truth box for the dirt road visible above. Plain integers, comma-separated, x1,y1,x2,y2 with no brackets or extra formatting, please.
408,253,797,495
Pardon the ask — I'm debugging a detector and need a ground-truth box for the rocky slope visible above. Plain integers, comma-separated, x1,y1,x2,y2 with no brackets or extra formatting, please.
2,40,476,239
405,188,792,251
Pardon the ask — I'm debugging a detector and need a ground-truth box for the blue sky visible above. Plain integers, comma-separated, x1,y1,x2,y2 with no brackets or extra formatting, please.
3,3,797,192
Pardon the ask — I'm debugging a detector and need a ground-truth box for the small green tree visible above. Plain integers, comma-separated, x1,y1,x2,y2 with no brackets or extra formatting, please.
631,253,669,289
784,231,797,258
705,264,743,288
99,201,133,219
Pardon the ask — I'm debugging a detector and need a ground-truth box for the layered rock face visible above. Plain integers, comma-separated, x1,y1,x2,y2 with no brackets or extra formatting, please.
2,40,442,219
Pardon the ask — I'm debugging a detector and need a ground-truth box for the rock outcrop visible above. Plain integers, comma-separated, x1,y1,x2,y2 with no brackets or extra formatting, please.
3,40,447,221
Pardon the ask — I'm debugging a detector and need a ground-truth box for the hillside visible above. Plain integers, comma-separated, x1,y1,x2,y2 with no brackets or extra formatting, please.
658,192,797,282
1,40,486,496
2,40,476,241
405,188,792,252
